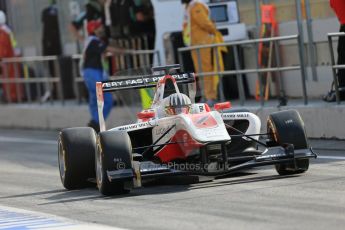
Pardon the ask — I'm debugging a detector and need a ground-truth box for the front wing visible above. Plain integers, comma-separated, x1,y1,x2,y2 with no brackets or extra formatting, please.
106,145,317,186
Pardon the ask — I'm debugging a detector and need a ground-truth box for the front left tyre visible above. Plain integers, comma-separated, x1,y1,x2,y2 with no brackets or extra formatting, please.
58,127,96,190
96,130,132,196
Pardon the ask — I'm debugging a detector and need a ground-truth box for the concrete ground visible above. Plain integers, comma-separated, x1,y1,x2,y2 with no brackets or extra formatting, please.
0,128,344,230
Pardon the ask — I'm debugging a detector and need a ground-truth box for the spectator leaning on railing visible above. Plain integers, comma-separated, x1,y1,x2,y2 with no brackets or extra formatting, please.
324,0,345,102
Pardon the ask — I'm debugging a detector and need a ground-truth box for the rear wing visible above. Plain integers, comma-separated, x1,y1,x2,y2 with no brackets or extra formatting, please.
101,73,195,92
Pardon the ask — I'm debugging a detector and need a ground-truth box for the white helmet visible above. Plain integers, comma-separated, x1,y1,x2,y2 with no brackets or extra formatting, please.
165,93,192,115
0,10,6,25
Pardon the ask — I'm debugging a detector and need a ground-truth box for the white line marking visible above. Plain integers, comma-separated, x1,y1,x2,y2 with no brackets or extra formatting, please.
318,156,345,160
0,136,56,145
0,205,127,230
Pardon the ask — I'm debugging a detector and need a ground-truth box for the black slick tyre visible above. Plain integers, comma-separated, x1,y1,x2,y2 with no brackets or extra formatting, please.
58,127,96,189
267,110,309,175
96,130,132,196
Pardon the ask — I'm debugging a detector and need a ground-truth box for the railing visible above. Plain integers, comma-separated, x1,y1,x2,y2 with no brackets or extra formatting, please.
0,35,319,107
327,32,345,105
178,34,308,106
0,55,62,104
71,49,161,105
0,49,161,105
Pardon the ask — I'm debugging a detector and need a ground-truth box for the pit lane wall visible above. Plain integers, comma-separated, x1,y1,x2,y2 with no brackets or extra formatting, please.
0,103,344,139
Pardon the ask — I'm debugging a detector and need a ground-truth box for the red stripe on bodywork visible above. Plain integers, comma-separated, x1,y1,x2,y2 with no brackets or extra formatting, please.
189,113,218,129
159,75,176,84
155,130,203,163
96,82,104,101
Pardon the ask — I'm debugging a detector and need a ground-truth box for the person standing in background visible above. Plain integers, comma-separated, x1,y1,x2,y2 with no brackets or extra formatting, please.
130,0,156,50
82,20,113,132
70,0,109,43
42,0,62,58
41,0,62,100
0,10,16,50
181,0,222,106
0,10,22,102
324,0,345,102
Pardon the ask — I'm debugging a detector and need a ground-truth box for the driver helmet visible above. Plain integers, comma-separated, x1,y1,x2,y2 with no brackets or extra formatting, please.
165,93,192,115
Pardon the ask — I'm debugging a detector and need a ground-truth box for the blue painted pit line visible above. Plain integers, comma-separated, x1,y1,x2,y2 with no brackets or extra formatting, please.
0,208,74,230
0,206,124,230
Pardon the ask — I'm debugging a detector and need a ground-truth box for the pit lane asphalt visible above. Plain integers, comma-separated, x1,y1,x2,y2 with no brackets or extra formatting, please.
0,128,344,230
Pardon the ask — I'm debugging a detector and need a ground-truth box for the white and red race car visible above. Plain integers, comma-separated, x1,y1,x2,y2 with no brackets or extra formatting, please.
58,65,316,195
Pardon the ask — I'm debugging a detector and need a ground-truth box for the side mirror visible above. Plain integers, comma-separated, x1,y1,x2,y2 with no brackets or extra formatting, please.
137,111,156,120
214,102,231,111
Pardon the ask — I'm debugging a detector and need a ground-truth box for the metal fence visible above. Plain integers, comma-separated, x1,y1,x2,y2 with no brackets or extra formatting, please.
327,32,345,105
178,34,308,106
72,48,161,105
0,55,62,104
0,48,161,106
0,34,330,107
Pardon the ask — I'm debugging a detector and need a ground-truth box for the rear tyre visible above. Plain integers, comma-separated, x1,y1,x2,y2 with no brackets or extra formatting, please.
267,110,309,175
96,131,132,196
58,127,96,189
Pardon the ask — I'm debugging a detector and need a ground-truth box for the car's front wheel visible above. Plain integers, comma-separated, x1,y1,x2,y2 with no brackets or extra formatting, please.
267,110,310,175
96,130,132,196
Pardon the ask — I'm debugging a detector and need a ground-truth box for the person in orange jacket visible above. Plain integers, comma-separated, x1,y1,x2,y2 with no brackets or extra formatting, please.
0,10,21,103
182,0,220,106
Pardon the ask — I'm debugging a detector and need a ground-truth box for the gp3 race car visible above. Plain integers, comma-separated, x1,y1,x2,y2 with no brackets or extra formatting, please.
58,65,316,195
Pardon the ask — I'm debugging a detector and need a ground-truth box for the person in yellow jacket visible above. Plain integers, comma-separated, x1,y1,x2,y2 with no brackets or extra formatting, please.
182,0,224,106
